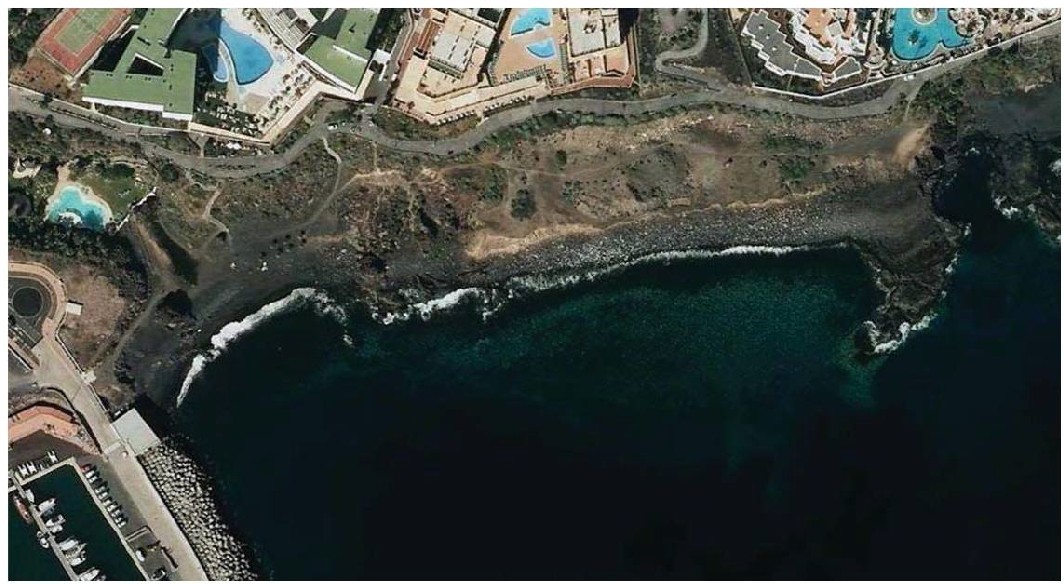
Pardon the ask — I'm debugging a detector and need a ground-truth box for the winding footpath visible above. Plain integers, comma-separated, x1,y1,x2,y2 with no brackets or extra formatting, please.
8,19,1058,180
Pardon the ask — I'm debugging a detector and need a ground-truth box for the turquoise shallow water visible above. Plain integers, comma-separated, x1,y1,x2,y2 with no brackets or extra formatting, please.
175,220,1059,579
46,185,110,231
892,8,969,61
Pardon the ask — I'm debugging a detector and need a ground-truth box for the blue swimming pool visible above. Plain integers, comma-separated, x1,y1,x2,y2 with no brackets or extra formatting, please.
511,8,551,35
891,8,969,61
46,185,112,231
217,18,273,85
202,42,230,83
526,38,556,59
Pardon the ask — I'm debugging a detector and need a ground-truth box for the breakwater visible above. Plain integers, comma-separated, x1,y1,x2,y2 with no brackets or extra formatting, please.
139,440,258,580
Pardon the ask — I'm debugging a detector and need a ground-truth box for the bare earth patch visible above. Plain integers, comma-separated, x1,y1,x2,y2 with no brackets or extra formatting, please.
55,263,129,370
466,223,601,261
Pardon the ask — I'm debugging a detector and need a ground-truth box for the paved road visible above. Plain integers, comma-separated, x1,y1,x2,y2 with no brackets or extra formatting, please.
8,19,1059,179
10,262,208,581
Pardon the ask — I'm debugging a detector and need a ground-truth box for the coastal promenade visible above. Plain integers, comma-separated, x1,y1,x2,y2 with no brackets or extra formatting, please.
9,261,208,581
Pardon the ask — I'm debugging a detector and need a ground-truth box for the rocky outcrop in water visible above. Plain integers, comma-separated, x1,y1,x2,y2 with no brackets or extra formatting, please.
140,440,258,580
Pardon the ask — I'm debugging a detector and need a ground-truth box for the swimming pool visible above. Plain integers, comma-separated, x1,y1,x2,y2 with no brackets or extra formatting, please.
511,8,551,36
217,18,273,85
45,185,112,231
891,8,969,61
201,42,230,83
526,38,556,59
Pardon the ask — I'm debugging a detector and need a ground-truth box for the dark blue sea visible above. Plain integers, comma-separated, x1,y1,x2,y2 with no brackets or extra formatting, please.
176,215,1060,579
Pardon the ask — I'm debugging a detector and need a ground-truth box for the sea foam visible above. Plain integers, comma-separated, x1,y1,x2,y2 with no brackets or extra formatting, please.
176,287,346,406
866,313,937,354
508,244,829,292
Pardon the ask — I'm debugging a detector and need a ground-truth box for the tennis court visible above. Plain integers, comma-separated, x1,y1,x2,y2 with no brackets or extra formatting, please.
36,8,131,75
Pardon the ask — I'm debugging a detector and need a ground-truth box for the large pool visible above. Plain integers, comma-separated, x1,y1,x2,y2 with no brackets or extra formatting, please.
891,8,969,61
217,18,273,85
45,185,112,231
511,8,552,36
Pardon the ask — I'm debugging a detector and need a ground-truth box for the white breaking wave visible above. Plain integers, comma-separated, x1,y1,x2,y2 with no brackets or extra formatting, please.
176,287,346,406
372,245,830,326
509,244,832,292
376,287,501,324
867,313,937,354
993,195,1022,219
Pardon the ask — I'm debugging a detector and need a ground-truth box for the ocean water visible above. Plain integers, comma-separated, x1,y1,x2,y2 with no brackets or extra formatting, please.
175,213,1059,579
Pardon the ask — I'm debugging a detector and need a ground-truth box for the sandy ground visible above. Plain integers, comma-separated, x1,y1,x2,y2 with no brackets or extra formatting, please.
466,223,602,260
55,263,129,370
893,124,931,168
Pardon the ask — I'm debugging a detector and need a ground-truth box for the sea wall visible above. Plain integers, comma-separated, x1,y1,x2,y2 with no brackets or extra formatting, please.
139,440,259,580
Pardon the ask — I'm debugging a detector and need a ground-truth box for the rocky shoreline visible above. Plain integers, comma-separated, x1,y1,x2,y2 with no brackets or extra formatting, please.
140,440,259,580
126,160,966,409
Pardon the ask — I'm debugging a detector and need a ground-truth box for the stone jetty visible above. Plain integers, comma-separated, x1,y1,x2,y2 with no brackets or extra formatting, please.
139,440,258,580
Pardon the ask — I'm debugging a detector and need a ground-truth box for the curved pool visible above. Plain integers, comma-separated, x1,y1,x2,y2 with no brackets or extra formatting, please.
891,8,969,61
511,8,552,36
217,19,273,85
526,38,556,59
45,185,112,231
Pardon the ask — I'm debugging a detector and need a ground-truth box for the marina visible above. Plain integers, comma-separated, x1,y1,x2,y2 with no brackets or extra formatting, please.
11,461,146,581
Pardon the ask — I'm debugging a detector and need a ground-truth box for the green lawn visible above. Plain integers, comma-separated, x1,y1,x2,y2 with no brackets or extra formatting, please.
73,164,150,221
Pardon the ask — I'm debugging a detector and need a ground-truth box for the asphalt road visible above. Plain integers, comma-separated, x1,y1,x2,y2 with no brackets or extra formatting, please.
8,19,1058,179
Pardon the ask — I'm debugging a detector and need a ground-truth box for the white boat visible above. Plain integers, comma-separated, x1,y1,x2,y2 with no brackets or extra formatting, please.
69,553,87,567
65,542,86,557
45,514,65,528
37,498,56,514
48,523,64,534
58,538,80,552
78,568,99,581
37,531,49,548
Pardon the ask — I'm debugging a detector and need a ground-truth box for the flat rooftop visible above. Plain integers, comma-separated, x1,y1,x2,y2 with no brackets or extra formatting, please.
81,8,196,117
304,8,377,89
112,409,161,457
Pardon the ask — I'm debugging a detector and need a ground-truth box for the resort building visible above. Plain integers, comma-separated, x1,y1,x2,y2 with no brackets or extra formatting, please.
391,8,635,125
741,10,822,81
741,9,872,87
81,9,196,121
9,403,96,453
301,9,382,94
258,8,335,50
